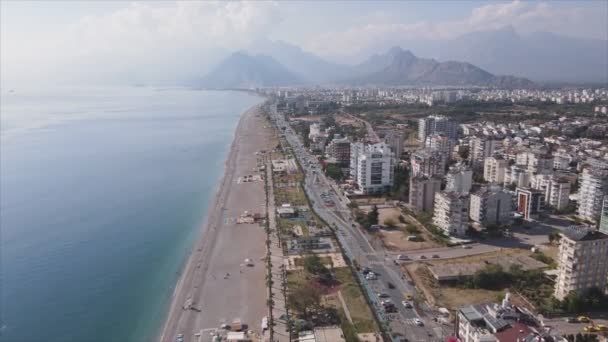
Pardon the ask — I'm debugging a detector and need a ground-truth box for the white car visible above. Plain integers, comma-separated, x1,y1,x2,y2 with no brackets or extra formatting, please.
402,301,413,308
414,318,424,326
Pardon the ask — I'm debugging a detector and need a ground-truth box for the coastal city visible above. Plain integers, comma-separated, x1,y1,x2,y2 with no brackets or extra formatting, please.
162,84,608,342
2,2,607,342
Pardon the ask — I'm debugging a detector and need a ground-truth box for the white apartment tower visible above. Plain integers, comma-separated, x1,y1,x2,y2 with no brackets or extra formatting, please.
418,115,458,142
554,226,608,300
469,186,513,226
577,168,608,223
433,191,470,237
483,156,508,184
470,138,501,165
350,143,394,194
446,164,473,194
384,130,404,160
531,174,571,210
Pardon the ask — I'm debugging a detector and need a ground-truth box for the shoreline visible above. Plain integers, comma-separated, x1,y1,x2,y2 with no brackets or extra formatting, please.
159,100,270,341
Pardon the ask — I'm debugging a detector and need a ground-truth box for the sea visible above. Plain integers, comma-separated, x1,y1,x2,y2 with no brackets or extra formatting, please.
0,86,263,342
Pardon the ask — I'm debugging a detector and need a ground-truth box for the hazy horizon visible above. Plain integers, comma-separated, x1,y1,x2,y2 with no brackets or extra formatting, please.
2,0,607,86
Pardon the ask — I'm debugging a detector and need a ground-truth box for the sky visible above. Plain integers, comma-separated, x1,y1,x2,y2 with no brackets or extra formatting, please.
1,0,607,85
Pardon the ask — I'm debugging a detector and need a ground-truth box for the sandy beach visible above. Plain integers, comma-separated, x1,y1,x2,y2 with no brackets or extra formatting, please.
159,103,274,342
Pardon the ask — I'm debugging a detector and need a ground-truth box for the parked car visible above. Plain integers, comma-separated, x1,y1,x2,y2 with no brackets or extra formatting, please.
414,318,424,326
419,255,427,260
432,254,440,259
565,317,578,323
387,282,396,289
377,293,390,298
397,254,409,260
402,301,413,308
462,245,472,249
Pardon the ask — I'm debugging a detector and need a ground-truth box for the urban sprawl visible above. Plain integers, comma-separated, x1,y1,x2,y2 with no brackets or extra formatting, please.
250,86,608,342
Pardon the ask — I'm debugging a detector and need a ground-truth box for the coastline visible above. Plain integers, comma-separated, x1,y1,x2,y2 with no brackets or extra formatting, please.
159,100,271,341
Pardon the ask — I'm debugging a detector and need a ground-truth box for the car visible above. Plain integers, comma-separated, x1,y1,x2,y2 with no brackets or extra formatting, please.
462,245,472,249
565,317,578,323
387,282,396,289
419,255,427,260
432,254,440,259
402,301,413,308
397,254,409,261
414,318,424,326
405,294,413,300
578,316,591,323
377,293,390,298
362,267,371,275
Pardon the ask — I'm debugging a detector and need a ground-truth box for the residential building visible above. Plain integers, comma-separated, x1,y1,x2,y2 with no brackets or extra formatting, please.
409,176,442,212
350,143,394,194
601,196,608,235
504,164,531,188
425,133,453,156
308,123,329,153
469,186,513,226
446,164,473,194
410,148,447,178
458,294,539,342
554,226,608,300
578,168,608,223
433,191,469,237
515,187,544,220
531,174,571,210
326,136,350,166
470,138,501,165
483,156,508,184
384,130,404,160
418,115,458,142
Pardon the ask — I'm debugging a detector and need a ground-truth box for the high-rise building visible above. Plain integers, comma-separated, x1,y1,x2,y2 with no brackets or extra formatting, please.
409,176,442,212
350,143,394,194
410,149,447,178
515,187,544,220
601,196,608,234
433,191,470,237
326,136,351,166
445,164,473,194
531,174,571,210
554,226,608,300
504,164,531,188
483,156,508,184
425,133,453,156
384,130,404,160
470,137,501,165
469,186,513,226
418,115,458,142
578,168,608,223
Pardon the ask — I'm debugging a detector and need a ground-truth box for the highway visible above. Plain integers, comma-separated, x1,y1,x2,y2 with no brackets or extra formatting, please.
269,104,452,342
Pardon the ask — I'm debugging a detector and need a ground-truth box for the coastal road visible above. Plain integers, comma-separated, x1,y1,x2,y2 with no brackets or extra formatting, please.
270,105,452,341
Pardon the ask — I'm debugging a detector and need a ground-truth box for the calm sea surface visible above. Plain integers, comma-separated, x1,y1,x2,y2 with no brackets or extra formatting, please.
0,86,262,342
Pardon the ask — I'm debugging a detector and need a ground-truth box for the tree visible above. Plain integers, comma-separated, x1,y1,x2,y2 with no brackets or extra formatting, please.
548,231,561,245
287,282,322,319
367,205,379,227
303,255,329,276
384,218,397,229
324,163,344,181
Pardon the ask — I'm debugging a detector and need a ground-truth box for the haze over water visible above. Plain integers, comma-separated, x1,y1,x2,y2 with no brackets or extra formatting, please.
0,87,262,342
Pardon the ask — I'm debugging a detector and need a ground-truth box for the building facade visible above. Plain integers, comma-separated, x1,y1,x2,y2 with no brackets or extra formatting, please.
384,130,404,160
483,156,508,184
409,176,442,212
601,196,608,235
470,186,513,226
515,187,544,220
554,226,608,300
349,143,394,194
446,164,473,194
418,115,458,142
326,136,351,166
433,191,470,237
410,148,447,178
578,168,608,223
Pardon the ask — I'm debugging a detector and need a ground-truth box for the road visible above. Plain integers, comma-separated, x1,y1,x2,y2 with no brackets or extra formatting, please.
269,105,452,342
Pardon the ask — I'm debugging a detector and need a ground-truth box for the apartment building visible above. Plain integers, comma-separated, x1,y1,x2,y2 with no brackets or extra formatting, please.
469,186,513,226
504,164,532,188
531,174,571,210
410,148,447,178
578,168,608,223
483,156,508,184
470,138,502,166
418,115,458,142
446,164,473,194
515,187,544,220
350,143,394,194
601,196,608,235
554,226,608,300
433,191,470,237
409,176,442,212
383,130,404,160
326,136,351,166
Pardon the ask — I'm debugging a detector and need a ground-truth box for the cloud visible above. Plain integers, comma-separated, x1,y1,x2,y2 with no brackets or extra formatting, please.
304,0,607,60
1,1,281,85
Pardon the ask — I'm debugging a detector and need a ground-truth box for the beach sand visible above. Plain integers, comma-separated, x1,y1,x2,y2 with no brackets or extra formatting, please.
159,103,274,342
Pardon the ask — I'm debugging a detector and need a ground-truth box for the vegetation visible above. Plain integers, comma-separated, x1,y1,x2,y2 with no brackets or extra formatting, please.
389,165,409,201
558,287,608,313
324,163,344,181
356,205,379,230
287,282,322,320
530,251,557,268
564,334,599,342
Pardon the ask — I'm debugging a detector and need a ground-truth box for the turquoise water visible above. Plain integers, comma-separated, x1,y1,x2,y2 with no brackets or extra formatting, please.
0,87,262,342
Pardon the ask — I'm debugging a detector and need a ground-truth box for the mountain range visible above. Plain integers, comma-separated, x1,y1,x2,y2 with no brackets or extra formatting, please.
197,46,534,89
